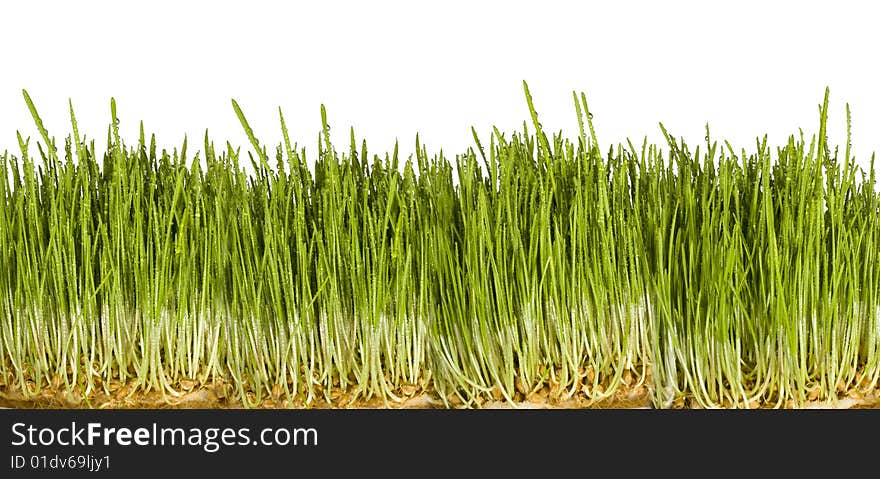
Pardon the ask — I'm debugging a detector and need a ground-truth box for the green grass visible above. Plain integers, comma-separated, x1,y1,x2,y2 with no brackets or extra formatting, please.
1,83,878,408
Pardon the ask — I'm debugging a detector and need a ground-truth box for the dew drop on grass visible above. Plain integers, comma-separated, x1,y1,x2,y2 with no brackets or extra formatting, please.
588,112,594,120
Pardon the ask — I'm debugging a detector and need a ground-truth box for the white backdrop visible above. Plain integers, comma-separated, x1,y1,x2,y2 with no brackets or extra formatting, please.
2,1,878,171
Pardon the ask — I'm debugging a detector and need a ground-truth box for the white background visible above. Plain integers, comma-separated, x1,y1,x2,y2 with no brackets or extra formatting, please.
2,1,879,172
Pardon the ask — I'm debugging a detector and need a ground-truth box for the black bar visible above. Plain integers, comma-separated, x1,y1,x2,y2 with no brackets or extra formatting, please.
1,408,875,476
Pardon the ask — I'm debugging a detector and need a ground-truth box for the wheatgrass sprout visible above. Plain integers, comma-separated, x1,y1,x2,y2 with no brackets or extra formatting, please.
1,85,878,409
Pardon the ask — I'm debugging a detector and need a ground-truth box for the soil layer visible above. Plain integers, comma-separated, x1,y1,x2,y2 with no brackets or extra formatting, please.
2,376,878,409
